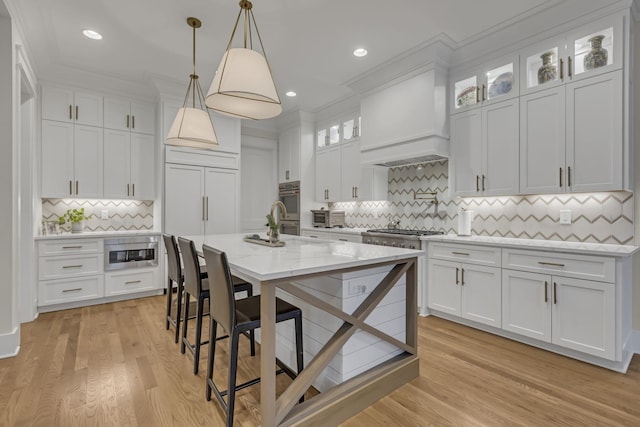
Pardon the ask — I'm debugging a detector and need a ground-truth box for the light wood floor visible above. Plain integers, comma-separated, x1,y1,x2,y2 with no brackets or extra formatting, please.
1,295,639,427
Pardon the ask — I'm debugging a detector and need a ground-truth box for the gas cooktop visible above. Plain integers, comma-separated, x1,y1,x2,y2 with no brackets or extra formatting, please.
365,229,444,236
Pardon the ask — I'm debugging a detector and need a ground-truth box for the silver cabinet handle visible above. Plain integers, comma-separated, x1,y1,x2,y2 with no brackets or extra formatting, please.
568,56,572,78
132,115,135,129
205,196,209,221
475,86,480,103
482,84,486,101
69,180,73,195
309,235,318,238
544,281,548,303
553,282,558,304
132,183,135,197
451,251,470,256
76,180,79,195
355,186,358,198
538,261,565,267
482,174,486,192
461,268,465,286
125,280,142,285
127,184,130,197
126,114,130,128
476,175,479,192
202,196,206,221
75,105,79,121
338,238,348,242
62,245,83,249
69,105,73,120
62,288,83,293
455,267,459,285
567,166,571,187
560,58,564,80
62,265,83,269
285,170,290,180
559,167,563,188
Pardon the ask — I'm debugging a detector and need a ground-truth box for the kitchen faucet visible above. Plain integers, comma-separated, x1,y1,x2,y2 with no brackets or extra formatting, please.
270,200,288,222
388,219,401,229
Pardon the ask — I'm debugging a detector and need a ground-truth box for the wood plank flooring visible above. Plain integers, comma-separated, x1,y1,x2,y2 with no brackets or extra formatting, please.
1,295,639,426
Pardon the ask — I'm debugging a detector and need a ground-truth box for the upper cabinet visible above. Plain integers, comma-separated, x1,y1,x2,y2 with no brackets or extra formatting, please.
42,86,103,127
104,97,155,135
279,126,301,182
520,15,623,95
452,55,519,113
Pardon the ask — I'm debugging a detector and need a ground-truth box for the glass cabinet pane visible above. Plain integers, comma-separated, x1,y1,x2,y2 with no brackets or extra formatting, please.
486,63,514,100
573,27,613,76
343,119,355,141
525,47,559,89
454,76,478,109
317,129,327,148
329,124,340,144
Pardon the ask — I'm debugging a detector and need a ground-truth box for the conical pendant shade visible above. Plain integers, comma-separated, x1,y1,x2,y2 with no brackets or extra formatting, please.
166,107,218,150
206,48,282,120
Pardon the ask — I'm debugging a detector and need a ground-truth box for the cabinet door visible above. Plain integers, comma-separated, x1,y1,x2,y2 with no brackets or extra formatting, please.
460,265,501,328
130,101,156,135
427,260,461,316
341,141,359,200
74,92,103,127
104,97,131,131
482,98,519,196
130,133,156,200
41,87,74,123
278,128,293,182
551,276,615,360
519,86,566,194
164,164,205,236
315,146,341,202
103,129,131,199
567,16,622,81
502,270,551,342
211,112,240,154
450,109,482,197
566,70,622,192
520,38,567,95
41,120,74,198
73,125,103,198
288,128,301,182
205,168,239,235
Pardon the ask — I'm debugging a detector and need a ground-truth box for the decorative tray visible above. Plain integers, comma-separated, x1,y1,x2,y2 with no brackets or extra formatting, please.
243,236,285,247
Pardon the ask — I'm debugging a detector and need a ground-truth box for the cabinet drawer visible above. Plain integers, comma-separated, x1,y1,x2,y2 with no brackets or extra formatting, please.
38,275,104,306
105,269,157,296
429,243,501,267
39,253,103,280
330,233,362,243
38,239,102,256
502,249,614,283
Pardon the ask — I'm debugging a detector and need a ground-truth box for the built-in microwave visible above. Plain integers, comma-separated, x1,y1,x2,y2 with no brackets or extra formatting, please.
311,209,345,228
104,236,158,271
279,181,300,221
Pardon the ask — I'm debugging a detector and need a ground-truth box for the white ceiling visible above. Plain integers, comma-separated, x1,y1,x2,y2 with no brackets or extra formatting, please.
5,0,625,113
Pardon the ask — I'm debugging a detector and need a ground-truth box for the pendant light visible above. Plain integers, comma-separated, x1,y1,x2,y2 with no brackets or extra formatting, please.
166,17,218,150
206,0,282,120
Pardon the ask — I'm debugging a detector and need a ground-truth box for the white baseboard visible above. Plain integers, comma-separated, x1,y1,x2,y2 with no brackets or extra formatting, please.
0,326,20,359
628,329,640,355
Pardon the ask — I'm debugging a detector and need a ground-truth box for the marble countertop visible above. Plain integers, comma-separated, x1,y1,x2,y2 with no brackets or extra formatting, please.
421,234,639,257
300,227,368,235
185,233,422,282
35,230,161,240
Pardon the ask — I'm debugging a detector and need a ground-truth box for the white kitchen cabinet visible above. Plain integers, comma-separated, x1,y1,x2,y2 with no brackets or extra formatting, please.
103,130,155,200
428,258,502,328
164,163,239,237
520,70,622,194
451,98,518,197
315,145,341,202
41,120,103,198
41,86,103,127
502,269,615,360
105,269,158,296
340,141,388,201
104,97,155,135
301,229,362,243
278,126,301,182
521,14,623,95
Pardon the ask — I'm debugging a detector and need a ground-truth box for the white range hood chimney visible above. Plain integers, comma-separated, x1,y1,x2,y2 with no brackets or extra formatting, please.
359,67,449,167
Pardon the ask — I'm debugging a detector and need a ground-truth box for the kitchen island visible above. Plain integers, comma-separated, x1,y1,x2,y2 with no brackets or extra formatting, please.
185,233,422,426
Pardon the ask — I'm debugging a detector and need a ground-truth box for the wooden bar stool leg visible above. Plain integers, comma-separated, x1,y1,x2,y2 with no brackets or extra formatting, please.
181,292,190,354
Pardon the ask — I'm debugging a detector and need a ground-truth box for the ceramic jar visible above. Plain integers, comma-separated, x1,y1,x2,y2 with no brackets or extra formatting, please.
584,35,608,70
537,51,557,84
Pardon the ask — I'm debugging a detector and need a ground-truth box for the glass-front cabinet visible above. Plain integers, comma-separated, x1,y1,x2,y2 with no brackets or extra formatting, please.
452,55,518,113
520,15,622,94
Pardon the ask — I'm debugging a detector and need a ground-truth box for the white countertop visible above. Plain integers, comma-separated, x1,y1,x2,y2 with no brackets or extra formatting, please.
185,233,422,282
35,230,161,240
300,227,368,235
421,234,639,257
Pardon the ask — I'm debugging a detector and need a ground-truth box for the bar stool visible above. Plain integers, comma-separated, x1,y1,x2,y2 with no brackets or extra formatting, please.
178,237,253,375
163,234,186,343
202,244,304,427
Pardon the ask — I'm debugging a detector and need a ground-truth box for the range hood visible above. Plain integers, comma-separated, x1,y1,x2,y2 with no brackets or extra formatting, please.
358,68,449,168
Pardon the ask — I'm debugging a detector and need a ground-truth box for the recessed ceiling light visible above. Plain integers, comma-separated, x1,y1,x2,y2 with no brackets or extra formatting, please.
82,29,103,40
353,48,368,57
286,91,297,97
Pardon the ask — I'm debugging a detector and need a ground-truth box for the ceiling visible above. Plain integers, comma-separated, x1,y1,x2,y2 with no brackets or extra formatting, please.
5,0,624,114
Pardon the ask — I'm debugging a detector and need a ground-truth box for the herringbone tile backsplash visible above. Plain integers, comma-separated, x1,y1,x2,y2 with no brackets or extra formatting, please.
332,161,634,245
42,199,154,233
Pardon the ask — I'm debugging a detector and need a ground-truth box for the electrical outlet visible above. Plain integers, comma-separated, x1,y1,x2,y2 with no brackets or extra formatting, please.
559,210,572,225
348,282,366,296
101,210,109,220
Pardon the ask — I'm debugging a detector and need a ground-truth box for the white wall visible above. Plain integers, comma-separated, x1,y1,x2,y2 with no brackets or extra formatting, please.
0,7,19,357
